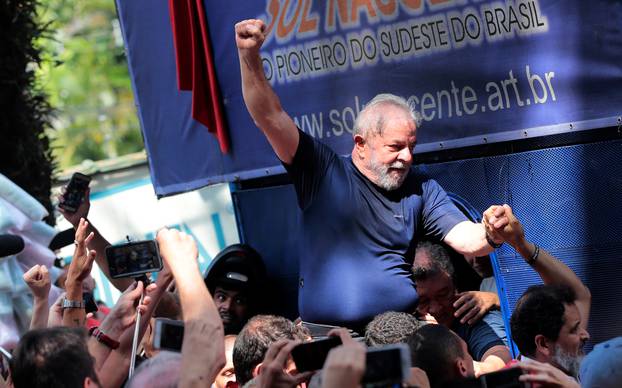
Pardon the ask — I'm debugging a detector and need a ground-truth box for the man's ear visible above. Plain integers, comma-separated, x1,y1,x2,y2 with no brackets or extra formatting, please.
353,134,366,159
455,358,470,379
253,362,263,378
84,376,98,388
534,334,553,358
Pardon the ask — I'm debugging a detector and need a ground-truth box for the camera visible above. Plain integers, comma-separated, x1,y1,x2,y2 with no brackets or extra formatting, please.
59,172,91,213
153,318,184,352
105,239,162,279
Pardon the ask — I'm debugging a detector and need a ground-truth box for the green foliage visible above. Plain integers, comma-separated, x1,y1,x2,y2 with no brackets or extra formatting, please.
37,0,144,169
0,0,56,224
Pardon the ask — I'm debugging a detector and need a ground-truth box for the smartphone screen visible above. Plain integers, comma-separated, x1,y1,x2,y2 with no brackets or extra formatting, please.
362,343,410,386
59,173,91,213
106,240,162,278
292,336,342,372
83,292,98,314
153,318,185,352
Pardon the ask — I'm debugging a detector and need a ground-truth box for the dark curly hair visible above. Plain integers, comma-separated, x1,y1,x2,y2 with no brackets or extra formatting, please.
233,315,308,385
510,284,576,357
412,241,456,283
365,311,425,346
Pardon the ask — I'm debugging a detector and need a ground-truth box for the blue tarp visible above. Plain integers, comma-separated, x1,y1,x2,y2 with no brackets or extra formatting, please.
116,0,622,196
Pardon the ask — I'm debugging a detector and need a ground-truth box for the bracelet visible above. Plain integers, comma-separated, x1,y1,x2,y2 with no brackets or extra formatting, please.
526,244,540,266
486,232,503,249
89,327,120,349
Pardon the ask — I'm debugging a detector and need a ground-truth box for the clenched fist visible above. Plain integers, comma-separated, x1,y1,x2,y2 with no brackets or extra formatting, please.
23,264,51,300
235,19,267,52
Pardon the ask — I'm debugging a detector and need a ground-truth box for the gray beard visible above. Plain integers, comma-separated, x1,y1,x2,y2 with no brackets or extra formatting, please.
369,155,408,191
551,343,584,378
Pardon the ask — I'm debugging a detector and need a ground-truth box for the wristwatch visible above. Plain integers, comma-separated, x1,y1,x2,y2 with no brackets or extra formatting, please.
486,232,503,249
61,298,85,309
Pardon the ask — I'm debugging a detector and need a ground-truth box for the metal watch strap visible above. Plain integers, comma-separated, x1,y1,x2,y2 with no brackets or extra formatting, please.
61,298,85,309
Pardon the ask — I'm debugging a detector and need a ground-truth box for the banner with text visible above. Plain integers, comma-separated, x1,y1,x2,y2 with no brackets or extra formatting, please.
117,0,622,195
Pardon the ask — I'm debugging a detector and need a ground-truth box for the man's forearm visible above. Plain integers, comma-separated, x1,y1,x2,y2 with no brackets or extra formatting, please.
176,271,225,387
445,221,495,257
29,297,49,329
63,280,86,327
512,239,591,327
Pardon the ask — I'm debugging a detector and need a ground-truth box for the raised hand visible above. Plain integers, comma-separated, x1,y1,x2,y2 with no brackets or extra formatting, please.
518,360,580,388
23,264,51,300
453,291,500,325
59,186,91,228
101,281,156,339
484,204,526,248
235,19,267,52
155,228,199,277
66,218,96,284
322,329,366,388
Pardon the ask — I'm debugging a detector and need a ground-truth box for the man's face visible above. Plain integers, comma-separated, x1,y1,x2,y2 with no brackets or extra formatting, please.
464,255,493,278
415,271,457,328
214,286,250,333
363,106,417,191
549,303,589,377
214,335,237,388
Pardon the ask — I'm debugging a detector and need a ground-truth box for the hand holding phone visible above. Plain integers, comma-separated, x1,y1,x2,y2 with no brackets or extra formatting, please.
59,173,91,213
105,240,162,279
292,336,342,372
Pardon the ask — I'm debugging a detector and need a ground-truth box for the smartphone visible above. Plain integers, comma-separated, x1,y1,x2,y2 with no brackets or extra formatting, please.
362,343,411,387
292,336,342,372
480,367,525,388
105,240,163,279
83,292,98,314
444,367,526,388
59,172,91,213
153,318,185,352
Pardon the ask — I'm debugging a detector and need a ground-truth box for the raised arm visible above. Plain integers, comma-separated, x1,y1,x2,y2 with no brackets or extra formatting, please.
59,187,133,291
486,204,591,329
22,264,51,329
235,19,299,164
157,228,225,388
444,219,501,257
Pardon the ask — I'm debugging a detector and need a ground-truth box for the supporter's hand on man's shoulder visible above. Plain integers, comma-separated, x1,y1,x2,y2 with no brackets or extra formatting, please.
453,291,500,325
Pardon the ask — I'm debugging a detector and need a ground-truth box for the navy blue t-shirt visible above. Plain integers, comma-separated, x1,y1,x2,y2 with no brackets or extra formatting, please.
452,310,509,360
284,130,467,327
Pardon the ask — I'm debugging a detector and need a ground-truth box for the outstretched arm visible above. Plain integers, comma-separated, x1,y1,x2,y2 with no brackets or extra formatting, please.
235,19,299,164
59,187,133,291
485,204,591,329
157,228,225,388
22,264,51,329
444,218,503,257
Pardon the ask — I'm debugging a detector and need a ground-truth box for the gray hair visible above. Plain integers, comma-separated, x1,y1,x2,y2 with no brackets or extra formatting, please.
353,93,422,138
126,351,182,388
